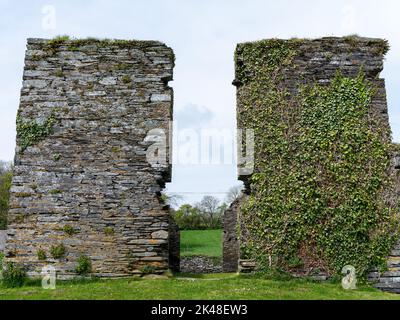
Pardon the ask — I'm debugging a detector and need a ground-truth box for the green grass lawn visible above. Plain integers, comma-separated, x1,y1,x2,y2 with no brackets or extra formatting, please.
180,229,222,257
1,273,399,300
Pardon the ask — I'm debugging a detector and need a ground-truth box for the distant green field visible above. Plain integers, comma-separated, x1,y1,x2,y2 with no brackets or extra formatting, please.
180,229,222,257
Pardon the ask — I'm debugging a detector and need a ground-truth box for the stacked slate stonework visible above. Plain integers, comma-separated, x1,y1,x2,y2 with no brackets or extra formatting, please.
5,38,177,278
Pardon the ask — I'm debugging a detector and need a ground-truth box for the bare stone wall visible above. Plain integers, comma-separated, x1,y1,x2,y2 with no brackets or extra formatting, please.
4,38,175,278
222,197,241,272
369,166,400,292
0,230,6,252
168,217,180,273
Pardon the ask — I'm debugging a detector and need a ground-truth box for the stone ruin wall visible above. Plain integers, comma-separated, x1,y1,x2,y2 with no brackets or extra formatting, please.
3,36,400,292
222,197,240,272
224,37,400,291
4,38,178,278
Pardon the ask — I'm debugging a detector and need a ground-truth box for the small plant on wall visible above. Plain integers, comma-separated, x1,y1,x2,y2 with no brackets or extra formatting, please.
104,227,115,236
75,255,92,275
140,265,156,275
37,249,47,261
62,225,76,236
50,243,66,259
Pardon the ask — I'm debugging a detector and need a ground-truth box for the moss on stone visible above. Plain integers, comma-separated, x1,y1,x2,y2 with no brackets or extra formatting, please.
104,227,115,236
45,35,170,52
62,225,76,236
49,189,62,195
121,75,132,84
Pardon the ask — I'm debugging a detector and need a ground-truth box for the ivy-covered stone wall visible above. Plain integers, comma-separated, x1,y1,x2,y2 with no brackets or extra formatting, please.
226,36,400,285
5,38,175,278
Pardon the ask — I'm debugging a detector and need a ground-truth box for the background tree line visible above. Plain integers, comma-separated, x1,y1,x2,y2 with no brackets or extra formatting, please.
0,161,12,230
166,185,243,230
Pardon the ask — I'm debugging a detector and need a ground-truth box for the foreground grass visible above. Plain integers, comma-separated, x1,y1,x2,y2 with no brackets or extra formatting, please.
1,230,398,300
1,274,399,300
180,229,222,257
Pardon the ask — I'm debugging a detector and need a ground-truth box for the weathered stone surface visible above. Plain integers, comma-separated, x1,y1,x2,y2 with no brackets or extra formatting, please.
168,216,180,272
222,197,241,272
180,256,222,274
5,38,176,278
369,239,400,292
238,259,256,273
0,230,7,252
152,230,169,240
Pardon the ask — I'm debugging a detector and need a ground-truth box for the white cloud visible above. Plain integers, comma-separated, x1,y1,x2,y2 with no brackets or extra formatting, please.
341,5,356,31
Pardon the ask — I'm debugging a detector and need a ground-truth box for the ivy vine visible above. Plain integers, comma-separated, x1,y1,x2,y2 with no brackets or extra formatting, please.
237,39,399,278
16,113,57,153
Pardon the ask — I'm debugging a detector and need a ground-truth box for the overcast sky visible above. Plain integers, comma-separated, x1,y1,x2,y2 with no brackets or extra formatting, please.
1,0,399,206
